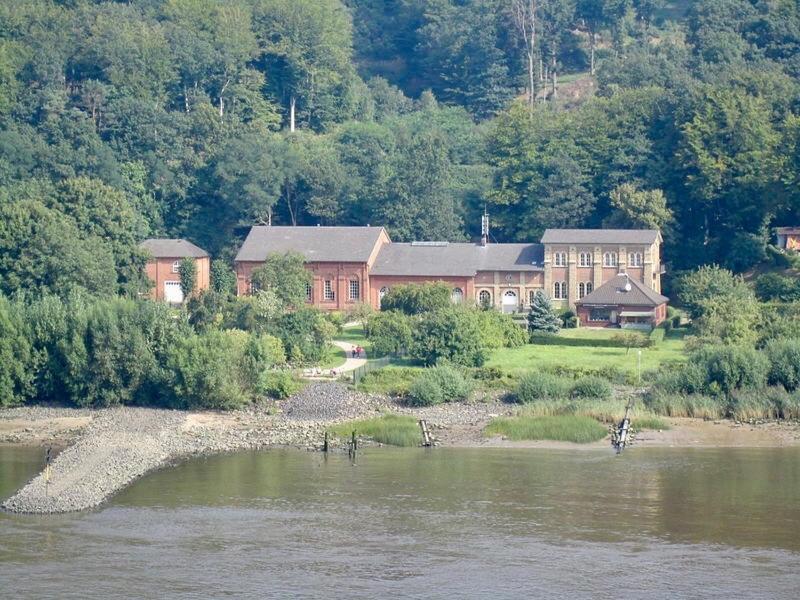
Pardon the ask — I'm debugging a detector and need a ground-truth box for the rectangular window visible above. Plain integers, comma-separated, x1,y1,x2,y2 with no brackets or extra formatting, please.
172,260,181,273
306,282,313,302
349,279,360,301
324,280,335,301
589,308,611,322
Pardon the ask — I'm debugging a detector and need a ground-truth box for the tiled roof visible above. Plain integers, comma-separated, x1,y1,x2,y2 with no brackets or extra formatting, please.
235,226,387,263
541,229,660,245
370,243,544,276
140,239,208,258
575,274,668,307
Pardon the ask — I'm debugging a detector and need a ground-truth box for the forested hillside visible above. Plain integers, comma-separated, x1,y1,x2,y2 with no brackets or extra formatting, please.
1,0,800,299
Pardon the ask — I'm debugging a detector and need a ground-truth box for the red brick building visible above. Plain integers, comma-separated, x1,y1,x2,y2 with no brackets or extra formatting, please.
574,274,668,329
140,239,210,303
233,225,667,326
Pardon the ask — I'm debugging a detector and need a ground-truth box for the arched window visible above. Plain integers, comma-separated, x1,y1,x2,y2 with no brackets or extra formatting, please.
528,290,537,305
452,288,463,304
378,286,389,308
603,252,618,267
553,252,567,267
502,290,518,313
586,281,593,294
628,252,643,267
579,252,592,267
478,290,492,306
578,282,585,298
553,282,568,299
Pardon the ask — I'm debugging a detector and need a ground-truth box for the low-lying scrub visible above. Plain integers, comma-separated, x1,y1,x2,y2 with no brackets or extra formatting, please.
356,367,421,396
633,416,671,431
570,376,612,400
485,415,608,444
329,414,421,447
407,364,473,406
514,372,569,403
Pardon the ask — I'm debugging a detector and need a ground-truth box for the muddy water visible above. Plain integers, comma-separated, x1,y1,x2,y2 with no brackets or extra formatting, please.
1,446,799,599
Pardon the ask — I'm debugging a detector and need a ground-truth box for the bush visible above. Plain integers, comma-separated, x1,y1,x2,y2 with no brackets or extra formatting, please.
672,315,681,329
166,329,260,410
515,372,570,403
570,376,612,400
765,339,800,391
754,272,800,302
653,362,707,395
258,371,303,399
358,367,420,396
408,365,472,406
643,390,726,419
367,310,412,356
408,374,445,406
612,332,651,352
692,345,768,395
649,327,666,345
271,308,334,365
474,309,527,348
412,308,487,367
663,319,673,333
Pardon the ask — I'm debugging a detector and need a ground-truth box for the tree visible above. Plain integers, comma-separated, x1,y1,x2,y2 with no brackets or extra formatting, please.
605,184,673,230
210,260,238,296
527,291,562,333
380,282,452,315
250,252,311,309
676,266,752,319
178,257,197,301
0,296,33,407
367,310,413,356
412,308,487,366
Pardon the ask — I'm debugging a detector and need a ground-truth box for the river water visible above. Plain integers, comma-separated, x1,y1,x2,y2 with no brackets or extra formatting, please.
1,445,799,599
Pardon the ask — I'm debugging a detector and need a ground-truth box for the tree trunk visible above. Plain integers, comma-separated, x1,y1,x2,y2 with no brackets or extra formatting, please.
289,95,296,132
218,78,230,119
527,52,535,112
590,32,596,76
551,53,557,99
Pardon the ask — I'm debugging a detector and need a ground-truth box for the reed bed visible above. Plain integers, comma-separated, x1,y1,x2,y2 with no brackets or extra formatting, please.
329,414,421,447
485,415,609,444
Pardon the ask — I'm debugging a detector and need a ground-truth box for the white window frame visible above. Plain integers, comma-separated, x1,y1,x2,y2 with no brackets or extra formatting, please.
528,290,536,305
579,252,592,267
451,287,464,304
586,281,593,295
579,282,585,299
479,290,492,306
628,252,643,267
349,279,360,301
306,282,313,302
603,252,618,267
172,260,181,274
553,252,567,267
553,282,568,300
324,280,335,301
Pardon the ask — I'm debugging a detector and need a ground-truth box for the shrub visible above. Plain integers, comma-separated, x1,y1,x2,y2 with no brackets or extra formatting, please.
271,308,334,365
649,327,666,345
663,319,673,333
692,346,768,395
258,371,303,399
367,310,413,356
612,332,651,352
570,376,612,399
643,390,726,419
729,388,783,421
527,291,561,334
474,309,527,348
754,272,800,302
357,367,420,396
412,308,487,367
672,315,681,329
653,362,707,395
765,339,800,391
408,365,472,406
166,329,259,410
515,372,570,403
408,374,445,406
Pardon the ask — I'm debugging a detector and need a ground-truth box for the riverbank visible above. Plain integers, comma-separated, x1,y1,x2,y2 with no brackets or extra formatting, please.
2,383,800,513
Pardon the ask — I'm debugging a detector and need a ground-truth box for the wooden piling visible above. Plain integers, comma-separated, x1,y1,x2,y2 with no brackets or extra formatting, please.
419,419,432,447
323,431,329,453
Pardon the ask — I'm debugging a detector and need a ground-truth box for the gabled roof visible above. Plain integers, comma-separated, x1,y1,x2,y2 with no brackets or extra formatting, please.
370,242,544,277
235,226,387,263
140,239,208,259
575,274,668,307
541,229,661,245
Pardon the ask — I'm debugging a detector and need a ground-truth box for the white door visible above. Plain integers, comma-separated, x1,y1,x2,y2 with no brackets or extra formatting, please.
164,281,184,304
502,290,518,314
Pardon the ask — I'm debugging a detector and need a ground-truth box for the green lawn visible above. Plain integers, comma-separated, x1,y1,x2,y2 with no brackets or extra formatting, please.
338,324,371,353
318,344,347,370
487,328,687,376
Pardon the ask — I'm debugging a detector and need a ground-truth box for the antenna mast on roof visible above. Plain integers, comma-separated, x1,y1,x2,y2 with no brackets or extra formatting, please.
481,207,489,247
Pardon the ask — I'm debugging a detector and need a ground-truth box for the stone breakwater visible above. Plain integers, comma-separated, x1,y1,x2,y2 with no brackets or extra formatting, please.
0,383,407,514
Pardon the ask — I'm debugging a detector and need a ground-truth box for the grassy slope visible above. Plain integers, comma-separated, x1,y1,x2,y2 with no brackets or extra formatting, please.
487,328,687,375
318,345,347,370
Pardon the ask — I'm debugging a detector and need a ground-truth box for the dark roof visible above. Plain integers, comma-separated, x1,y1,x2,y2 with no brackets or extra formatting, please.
776,227,800,235
140,239,208,258
370,242,544,276
235,226,387,263
541,229,661,245
575,274,668,307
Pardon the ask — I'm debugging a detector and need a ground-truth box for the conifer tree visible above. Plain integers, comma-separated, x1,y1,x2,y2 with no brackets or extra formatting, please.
527,291,561,334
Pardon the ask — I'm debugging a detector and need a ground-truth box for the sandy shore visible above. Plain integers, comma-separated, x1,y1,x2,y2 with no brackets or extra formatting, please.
2,384,799,514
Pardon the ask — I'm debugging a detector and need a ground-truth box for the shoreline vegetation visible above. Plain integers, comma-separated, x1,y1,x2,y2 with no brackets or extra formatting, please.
2,382,800,514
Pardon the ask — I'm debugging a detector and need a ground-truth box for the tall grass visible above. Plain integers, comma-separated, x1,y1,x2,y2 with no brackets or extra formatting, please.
485,415,608,443
633,416,671,431
329,414,421,447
